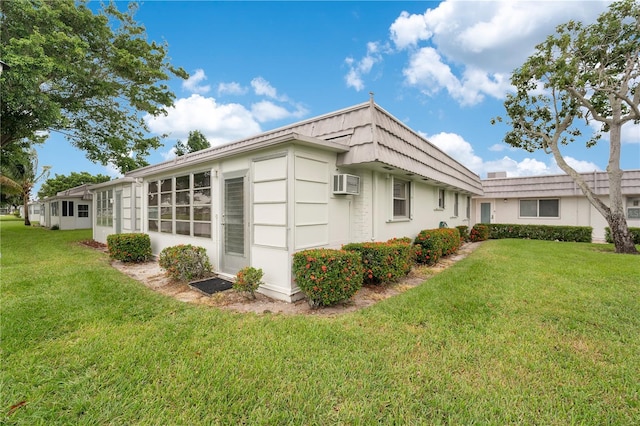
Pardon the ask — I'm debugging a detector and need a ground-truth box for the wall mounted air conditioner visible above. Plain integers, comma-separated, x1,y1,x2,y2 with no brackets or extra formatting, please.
333,174,360,195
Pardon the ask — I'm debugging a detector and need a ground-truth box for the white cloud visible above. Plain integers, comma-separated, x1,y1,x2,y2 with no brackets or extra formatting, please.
104,162,123,178
182,69,211,94
145,94,261,146
489,143,506,152
344,41,388,92
424,131,601,178
251,100,308,123
251,77,286,101
380,0,610,105
217,81,248,96
590,120,640,145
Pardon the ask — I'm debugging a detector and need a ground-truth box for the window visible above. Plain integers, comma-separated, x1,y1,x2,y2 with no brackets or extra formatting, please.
393,178,410,219
51,201,59,216
78,204,89,218
466,196,471,219
96,190,113,226
454,193,459,217
148,171,212,238
438,188,446,209
519,199,559,218
62,201,74,217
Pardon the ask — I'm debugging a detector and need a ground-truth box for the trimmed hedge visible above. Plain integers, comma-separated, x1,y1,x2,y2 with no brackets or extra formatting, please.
158,244,212,281
470,224,489,242
487,224,592,243
456,225,470,242
293,248,363,307
605,227,640,244
342,241,413,284
413,228,461,266
107,233,152,263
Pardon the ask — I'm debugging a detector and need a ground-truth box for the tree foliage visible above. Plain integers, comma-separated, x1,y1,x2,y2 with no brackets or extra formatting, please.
174,130,210,156
0,147,51,226
493,0,639,254
0,0,188,173
37,171,111,199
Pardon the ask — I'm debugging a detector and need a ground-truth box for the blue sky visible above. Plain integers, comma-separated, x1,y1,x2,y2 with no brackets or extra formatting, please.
35,0,640,195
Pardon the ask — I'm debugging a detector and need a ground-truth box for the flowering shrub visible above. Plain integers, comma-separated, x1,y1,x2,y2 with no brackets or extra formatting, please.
233,266,263,299
413,228,461,265
293,248,363,307
456,225,470,242
107,233,152,263
470,224,489,242
343,241,413,284
158,244,211,281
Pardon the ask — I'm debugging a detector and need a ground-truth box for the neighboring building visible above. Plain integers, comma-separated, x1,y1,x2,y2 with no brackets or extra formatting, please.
27,201,42,224
91,100,483,302
473,170,640,241
41,184,93,230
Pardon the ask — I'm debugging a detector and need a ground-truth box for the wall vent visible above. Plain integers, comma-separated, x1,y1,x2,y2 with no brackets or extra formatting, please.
333,174,360,195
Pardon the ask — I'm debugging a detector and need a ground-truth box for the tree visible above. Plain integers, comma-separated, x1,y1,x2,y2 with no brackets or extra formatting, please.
493,0,639,254
0,0,188,173
0,148,51,226
37,171,111,199
174,130,210,156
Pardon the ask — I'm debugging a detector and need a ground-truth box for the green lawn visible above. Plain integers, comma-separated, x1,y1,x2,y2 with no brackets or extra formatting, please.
1,216,639,424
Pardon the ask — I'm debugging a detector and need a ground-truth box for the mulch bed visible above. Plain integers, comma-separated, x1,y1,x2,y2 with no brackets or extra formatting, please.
79,239,107,249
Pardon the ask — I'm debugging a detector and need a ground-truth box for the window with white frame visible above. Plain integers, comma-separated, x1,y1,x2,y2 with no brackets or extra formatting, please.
393,178,410,219
454,193,459,217
148,171,211,238
51,201,59,216
96,190,113,226
466,196,471,219
519,199,559,218
62,201,74,217
78,204,89,218
438,188,446,209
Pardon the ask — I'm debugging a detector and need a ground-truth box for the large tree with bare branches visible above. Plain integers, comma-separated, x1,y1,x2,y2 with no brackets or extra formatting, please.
494,0,639,253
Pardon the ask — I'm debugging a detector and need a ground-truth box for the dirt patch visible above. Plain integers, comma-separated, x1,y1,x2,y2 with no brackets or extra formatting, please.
84,240,481,316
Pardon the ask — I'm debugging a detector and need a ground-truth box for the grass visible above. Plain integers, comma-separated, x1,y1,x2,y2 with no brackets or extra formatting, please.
2,216,639,424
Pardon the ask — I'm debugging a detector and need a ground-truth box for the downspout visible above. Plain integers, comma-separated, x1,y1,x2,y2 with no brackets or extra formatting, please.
369,92,378,241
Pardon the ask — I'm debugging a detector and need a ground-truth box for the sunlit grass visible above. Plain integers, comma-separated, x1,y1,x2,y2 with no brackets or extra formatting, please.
2,219,639,424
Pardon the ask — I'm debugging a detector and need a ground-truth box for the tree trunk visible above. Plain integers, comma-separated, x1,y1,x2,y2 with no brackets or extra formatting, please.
607,210,638,254
22,193,31,226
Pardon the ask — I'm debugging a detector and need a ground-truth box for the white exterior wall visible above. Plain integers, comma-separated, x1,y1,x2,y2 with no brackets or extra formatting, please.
472,195,635,242
93,181,142,244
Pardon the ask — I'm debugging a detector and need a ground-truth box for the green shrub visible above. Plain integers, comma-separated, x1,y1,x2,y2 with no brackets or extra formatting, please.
233,266,263,299
456,225,470,242
158,244,211,281
107,233,152,263
487,224,592,243
470,224,489,242
343,241,413,284
605,227,640,244
293,248,362,307
413,228,461,265
50,224,59,231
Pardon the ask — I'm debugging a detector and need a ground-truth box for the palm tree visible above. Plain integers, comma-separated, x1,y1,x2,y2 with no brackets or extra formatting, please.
0,148,50,225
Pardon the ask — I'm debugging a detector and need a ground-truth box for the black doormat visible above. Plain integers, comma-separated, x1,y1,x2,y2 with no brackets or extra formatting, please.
189,277,233,296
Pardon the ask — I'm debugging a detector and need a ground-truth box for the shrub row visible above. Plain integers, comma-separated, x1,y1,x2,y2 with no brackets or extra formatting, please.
293,248,363,307
342,241,413,285
413,228,461,266
107,233,152,263
487,224,592,243
456,225,470,242
605,227,640,244
158,244,212,281
470,224,489,242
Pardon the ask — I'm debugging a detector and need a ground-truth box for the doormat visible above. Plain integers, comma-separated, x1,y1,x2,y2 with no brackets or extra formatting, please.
189,277,233,296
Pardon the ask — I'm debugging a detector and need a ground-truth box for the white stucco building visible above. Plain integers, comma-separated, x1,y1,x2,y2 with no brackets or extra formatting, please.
473,170,640,241
90,100,483,301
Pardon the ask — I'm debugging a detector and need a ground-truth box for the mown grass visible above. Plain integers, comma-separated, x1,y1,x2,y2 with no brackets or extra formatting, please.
2,216,639,424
